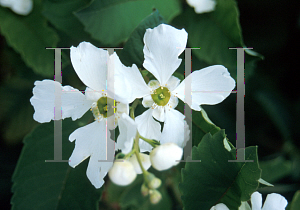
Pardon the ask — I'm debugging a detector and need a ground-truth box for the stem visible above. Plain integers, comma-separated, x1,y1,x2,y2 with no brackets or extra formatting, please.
139,135,160,148
123,149,136,159
134,132,148,178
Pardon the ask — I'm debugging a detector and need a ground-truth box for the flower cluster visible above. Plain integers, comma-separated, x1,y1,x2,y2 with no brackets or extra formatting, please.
210,191,288,210
30,24,235,203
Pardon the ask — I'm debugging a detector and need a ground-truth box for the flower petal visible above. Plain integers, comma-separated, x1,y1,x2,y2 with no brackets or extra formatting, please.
70,42,108,92
10,0,33,15
166,76,181,91
187,0,216,14
166,94,179,109
262,193,288,210
142,95,154,108
135,109,161,152
116,113,137,154
173,65,235,111
161,109,186,147
111,52,150,103
251,192,263,210
210,203,230,210
30,80,92,123
152,106,165,122
68,120,115,188
143,24,187,86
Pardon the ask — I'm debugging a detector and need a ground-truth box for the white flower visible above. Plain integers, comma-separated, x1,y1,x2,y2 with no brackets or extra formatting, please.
108,160,137,186
210,191,288,210
187,0,216,14
250,191,288,210
210,203,230,210
114,24,235,150
129,153,151,174
30,42,134,188
0,0,33,15
150,143,183,171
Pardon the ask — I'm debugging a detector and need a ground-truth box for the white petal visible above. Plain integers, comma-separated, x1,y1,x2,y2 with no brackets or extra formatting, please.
165,76,181,91
173,65,235,111
262,193,288,210
152,105,165,122
166,94,179,109
70,42,108,92
161,109,186,147
135,109,161,152
129,153,151,174
116,113,137,154
116,102,129,116
143,24,187,86
147,80,160,90
251,192,263,210
86,155,113,188
210,203,230,210
150,143,183,171
10,0,33,15
61,86,94,120
30,80,92,123
142,94,154,108
111,52,150,103
187,0,216,14
68,120,115,188
108,160,137,186
0,0,12,7
85,87,106,101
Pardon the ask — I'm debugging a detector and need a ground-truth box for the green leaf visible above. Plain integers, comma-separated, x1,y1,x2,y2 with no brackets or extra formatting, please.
259,156,292,183
0,0,60,76
42,0,91,40
287,191,300,210
172,0,262,79
118,10,165,68
180,130,261,210
75,0,181,45
177,102,220,147
11,119,103,210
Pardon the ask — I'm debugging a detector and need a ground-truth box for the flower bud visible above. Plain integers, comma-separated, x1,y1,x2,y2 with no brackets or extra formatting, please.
108,160,137,186
145,172,161,189
149,190,162,204
129,153,151,174
150,143,183,171
141,183,149,196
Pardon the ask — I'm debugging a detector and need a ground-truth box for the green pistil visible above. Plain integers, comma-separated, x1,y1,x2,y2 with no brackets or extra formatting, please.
151,86,170,106
96,97,116,118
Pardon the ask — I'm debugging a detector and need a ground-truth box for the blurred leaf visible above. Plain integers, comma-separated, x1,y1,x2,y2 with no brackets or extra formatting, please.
0,0,59,76
172,0,262,79
287,191,300,210
255,91,292,140
177,102,220,147
180,130,261,210
106,175,172,210
75,0,181,45
118,10,165,68
259,156,292,183
42,0,91,40
11,119,103,210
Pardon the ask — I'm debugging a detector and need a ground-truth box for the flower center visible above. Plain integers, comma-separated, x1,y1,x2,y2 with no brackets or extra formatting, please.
92,97,116,119
151,87,170,106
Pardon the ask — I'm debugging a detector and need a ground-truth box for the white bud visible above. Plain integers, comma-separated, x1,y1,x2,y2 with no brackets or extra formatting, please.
108,160,137,186
149,190,162,204
129,153,151,174
150,143,183,171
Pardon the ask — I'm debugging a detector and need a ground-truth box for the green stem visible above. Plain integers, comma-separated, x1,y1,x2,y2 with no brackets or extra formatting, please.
123,149,136,159
139,135,160,148
130,99,141,119
134,132,148,178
